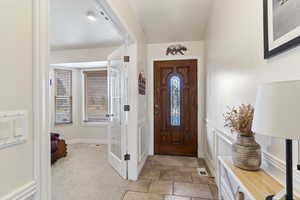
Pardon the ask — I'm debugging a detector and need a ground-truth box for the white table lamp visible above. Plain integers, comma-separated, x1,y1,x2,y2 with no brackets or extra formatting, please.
252,80,300,200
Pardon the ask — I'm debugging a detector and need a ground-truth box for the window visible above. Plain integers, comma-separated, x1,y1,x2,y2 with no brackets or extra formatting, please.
55,69,72,124
170,74,181,126
83,70,108,122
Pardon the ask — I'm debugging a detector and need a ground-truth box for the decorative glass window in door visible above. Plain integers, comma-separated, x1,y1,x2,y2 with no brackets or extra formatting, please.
169,74,181,126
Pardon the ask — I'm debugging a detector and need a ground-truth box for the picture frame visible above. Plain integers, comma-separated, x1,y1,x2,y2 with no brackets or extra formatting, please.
138,72,146,95
263,0,300,59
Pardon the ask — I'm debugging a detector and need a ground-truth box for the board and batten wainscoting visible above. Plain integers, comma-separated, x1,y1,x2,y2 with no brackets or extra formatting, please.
138,118,149,174
203,119,300,197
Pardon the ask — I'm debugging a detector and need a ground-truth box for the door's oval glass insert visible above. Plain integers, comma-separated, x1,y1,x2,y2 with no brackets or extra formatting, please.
170,74,181,126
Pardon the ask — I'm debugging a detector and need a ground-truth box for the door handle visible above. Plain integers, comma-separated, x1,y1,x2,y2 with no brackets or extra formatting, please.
154,104,160,115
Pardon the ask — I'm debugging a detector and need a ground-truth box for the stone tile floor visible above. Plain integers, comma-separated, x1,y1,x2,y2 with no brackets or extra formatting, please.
124,155,219,200
52,144,218,200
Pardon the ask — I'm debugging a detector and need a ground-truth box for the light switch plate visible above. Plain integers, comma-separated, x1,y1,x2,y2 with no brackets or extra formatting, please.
13,117,25,137
0,119,12,139
0,111,27,149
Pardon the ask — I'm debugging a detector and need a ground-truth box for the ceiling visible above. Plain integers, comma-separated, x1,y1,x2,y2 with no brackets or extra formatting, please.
50,0,123,50
128,0,212,43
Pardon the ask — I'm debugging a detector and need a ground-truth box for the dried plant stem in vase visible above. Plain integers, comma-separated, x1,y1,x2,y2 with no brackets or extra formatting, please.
224,104,261,171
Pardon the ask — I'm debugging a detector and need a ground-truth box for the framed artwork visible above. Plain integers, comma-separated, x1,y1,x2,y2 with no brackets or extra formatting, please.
264,0,300,58
138,72,146,95
166,44,187,56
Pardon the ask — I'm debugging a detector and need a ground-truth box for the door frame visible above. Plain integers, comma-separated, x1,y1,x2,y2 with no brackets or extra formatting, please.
153,59,198,157
33,0,135,199
149,57,206,158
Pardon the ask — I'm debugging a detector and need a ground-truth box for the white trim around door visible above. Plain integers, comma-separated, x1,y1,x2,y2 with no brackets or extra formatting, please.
33,0,51,199
33,0,137,199
148,57,206,158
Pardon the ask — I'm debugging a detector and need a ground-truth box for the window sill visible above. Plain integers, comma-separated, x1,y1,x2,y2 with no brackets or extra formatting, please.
54,122,73,127
81,121,109,127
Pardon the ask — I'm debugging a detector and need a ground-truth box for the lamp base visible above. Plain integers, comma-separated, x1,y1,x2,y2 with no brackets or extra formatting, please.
266,195,274,200
265,194,294,200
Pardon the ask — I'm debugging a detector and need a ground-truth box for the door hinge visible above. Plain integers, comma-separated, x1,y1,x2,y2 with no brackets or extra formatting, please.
124,56,130,62
124,105,130,111
124,154,130,161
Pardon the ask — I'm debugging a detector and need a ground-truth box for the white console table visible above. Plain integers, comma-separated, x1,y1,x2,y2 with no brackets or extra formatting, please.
218,156,299,200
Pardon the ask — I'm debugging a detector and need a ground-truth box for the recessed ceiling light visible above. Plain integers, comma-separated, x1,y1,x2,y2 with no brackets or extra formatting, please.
86,11,97,21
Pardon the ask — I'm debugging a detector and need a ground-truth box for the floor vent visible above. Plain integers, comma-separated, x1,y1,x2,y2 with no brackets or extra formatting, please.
197,168,209,176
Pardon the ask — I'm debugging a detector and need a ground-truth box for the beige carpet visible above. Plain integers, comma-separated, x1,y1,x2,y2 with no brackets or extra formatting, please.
52,144,128,200
52,144,218,200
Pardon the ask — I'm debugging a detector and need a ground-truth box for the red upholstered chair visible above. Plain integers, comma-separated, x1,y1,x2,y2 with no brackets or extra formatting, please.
51,133,67,164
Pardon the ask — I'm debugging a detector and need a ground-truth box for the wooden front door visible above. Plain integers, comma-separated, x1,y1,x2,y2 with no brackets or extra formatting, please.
154,59,198,157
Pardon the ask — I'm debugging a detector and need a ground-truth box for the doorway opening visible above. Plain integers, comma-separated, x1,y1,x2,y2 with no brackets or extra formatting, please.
154,59,198,157
48,0,131,198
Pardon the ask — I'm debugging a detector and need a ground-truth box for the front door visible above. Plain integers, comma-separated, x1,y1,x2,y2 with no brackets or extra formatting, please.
154,59,198,157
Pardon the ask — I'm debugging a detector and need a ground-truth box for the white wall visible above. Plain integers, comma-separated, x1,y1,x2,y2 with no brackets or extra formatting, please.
0,0,35,199
49,68,108,143
205,0,300,193
147,41,205,157
50,46,118,64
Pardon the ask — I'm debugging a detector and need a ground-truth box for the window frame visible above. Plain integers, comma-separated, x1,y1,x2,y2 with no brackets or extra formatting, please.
81,68,109,125
54,69,73,125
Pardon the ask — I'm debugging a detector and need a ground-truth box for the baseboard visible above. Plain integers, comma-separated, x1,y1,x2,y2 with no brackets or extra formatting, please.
66,138,108,145
2,181,37,200
198,151,205,158
204,153,215,177
138,154,148,176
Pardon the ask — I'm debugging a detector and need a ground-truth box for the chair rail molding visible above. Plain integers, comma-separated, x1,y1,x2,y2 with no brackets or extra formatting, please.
203,119,300,196
2,181,37,200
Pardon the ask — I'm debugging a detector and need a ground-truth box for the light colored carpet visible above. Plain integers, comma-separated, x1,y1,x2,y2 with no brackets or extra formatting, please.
51,144,128,200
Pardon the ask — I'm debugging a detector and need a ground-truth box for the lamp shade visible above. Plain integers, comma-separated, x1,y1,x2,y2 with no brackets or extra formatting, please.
252,80,300,140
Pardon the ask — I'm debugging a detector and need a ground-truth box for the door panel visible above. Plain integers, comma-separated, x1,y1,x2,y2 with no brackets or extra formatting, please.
154,60,198,157
107,46,127,179
109,67,122,159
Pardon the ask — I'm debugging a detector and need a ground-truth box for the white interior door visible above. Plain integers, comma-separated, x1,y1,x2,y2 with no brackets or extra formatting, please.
107,46,128,179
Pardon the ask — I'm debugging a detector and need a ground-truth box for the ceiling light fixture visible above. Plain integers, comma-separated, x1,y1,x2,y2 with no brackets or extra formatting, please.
86,11,97,21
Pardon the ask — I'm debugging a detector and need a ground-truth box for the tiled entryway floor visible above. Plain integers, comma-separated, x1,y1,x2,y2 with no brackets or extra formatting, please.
123,155,219,200
52,144,218,200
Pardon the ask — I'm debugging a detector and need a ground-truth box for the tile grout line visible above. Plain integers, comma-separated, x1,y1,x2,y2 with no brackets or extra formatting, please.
172,180,175,195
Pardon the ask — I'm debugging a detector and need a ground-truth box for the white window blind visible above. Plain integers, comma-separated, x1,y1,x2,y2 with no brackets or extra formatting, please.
55,69,72,124
84,71,108,122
